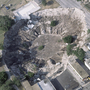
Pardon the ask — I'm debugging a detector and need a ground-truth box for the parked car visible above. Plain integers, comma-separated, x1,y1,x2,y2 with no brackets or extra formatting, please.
5,6,10,10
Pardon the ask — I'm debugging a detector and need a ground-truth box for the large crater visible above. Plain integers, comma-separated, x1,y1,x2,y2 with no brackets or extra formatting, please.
3,8,87,78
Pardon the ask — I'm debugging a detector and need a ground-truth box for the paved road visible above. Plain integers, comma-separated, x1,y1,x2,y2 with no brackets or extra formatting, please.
56,0,90,29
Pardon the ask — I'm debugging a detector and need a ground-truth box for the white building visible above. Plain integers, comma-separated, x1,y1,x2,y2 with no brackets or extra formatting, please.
13,1,40,20
85,59,90,70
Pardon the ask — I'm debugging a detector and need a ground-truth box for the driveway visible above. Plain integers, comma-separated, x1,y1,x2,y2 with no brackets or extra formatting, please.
56,0,90,29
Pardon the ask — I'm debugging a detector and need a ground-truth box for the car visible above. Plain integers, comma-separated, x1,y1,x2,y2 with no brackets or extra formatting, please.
5,6,10,10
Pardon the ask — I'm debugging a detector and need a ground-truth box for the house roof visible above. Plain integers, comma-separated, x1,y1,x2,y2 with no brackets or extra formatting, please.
68,59,89,79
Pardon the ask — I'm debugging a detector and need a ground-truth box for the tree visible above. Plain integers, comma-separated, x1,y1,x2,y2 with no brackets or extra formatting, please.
0,71,8,86
38,45,44,50
13,77,21,87
42,0,46,6
50,20,57,26
63,35,73,43
73,47,85,61
66,44,73,56
1,80,15,90
0,15,15,31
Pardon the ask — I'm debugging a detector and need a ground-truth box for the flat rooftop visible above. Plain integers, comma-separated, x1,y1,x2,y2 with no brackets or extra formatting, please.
69,60,89,79
51,69,79,90
13,1,40,20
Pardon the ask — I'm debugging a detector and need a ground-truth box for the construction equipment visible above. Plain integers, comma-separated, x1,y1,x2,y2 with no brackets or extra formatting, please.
83,76,90,81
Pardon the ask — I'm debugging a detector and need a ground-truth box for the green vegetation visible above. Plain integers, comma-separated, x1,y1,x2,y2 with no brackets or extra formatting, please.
0,43,4,50
85,3,90,11
73,47,85,62
25,72,34,80
66,44,73,56
38,45,44,50
23,43,29,49
87,29,90,34
77,0,81,1
1,80,15,90
0,71,8,86
42,0,47,6
11,9,16,11
28,72,34,78
63,35,73,43
13,77,21,87
0,15,15,31
50,20,57,26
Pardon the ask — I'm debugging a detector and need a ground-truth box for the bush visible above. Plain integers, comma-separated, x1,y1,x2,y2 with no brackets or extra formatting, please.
0,15,15,31
11,9,15,11
0,43,4,50
87,29,90,34
13,78,21,87
50,20,57,26
42,0,46,6
28,72,34,78
73,47,85,61
38,45,44,50
66,44,73,56
0,71,8,86
1,80,15,90
63,35,73,43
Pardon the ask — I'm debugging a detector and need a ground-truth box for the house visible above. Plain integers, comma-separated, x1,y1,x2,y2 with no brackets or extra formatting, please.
68,59,89,80
13,1,40,20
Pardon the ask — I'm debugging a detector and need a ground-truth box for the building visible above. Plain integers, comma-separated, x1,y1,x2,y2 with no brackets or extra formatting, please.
51,69,79,90
13,1,40,20
84,59,90,70
22,79,56,90
68,59,89,80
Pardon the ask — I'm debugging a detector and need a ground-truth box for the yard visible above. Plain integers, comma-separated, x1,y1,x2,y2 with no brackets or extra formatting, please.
0,0,32,17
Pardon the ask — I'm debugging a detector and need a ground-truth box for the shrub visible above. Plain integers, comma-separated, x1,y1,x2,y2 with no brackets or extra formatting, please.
50,20,57,26
87,29,90,34
11,9,15,11
0,71,8,86
0,43,4,50
73,47,85,61
1,80,15,90
28,72,34,78
13,78,21,87
66,44,73,56
63,35,73,43
38,45,44,50
42,0,46,6
0,15,15,31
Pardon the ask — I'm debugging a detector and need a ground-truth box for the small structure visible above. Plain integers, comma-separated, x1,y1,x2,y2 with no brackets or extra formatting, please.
13,1,40,20
22,79,56,90
68,59,89,80
38,78,56,90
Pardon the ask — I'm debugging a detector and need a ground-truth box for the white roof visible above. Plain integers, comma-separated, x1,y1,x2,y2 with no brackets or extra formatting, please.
13,1,40,20
38,79,56,90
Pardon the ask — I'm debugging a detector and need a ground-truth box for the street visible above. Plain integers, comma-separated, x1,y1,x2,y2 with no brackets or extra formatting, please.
56,0,90,29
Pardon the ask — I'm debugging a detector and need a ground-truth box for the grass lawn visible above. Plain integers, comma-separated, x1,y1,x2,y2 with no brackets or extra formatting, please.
40,0,60,10
0,30,5,44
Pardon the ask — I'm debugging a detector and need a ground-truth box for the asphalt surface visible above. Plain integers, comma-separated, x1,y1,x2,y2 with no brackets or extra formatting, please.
56,0,90,29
